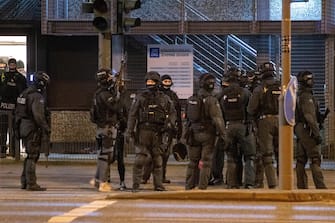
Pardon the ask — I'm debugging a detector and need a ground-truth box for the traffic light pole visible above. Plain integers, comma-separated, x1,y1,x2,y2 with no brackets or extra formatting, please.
98,33,111,69
279,0,294,190
97,0,114,69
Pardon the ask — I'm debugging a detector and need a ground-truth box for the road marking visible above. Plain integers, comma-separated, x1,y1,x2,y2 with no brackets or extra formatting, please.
48,200,116,223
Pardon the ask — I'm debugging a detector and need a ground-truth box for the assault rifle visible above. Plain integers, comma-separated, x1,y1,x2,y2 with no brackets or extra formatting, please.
42,109,52,168
41,131,51,168
114,55,131,96
318,107,330,130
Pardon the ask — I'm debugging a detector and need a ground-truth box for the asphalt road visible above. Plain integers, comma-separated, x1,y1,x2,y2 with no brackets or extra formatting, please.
1,159,335,222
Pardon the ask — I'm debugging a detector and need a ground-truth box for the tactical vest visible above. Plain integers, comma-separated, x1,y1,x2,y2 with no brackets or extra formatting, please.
15,88,38,138
15,88,37,120
186,94,206,123
220,86,245,121
261,81,281,115
139,92,168,126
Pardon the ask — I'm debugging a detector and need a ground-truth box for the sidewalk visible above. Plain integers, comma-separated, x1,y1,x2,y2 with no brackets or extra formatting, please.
1,155,335,202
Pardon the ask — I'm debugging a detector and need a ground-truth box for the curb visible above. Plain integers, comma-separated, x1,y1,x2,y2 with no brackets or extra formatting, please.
106,189,335,202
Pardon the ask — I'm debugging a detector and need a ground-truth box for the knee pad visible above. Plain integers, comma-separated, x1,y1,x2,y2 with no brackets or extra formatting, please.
188,160,198,169
27,153,40,162
244,155,255,162
102,136,115,148
226,154,236,163
310,157,321,166
296,157,307,165
262,154,274,165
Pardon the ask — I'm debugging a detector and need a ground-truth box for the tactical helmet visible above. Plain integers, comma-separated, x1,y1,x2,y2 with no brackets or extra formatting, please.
259,61,276,80
297,70,313,87
145,71,160,90
172,142,188,162
220,75,230,88
95,68,112,86
33,71,50,90
199,73,215,91
227,67,241,81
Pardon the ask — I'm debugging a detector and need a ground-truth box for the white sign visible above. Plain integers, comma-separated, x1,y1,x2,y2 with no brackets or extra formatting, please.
147,44,193,99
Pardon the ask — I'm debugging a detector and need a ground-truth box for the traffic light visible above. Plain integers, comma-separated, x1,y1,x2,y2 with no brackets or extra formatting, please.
117,0,141,34
92,0,110,33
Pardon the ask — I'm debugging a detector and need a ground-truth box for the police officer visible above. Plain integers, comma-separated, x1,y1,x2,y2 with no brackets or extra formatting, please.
90,69,120,192
142,74,182,184
15,71,50,191
220,67,256,189
114,81,136,191
247,62,279,189
0,58,27,158
208,76,229,186
126,71,177,192
295,71,327,189
184,73,226,190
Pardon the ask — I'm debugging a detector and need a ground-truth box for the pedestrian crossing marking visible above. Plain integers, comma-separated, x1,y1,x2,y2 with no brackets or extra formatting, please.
48,200,116,223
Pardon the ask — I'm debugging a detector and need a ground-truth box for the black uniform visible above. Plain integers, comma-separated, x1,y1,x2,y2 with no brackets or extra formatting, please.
247,73,279,189
184,73,226,190
115,88,136,190
0,66,27,157
220,81,256,188
91,83,120,191
142,83,182,184
126,71,177,192
209,78,229,186
15,72,49,191
295,71,326,189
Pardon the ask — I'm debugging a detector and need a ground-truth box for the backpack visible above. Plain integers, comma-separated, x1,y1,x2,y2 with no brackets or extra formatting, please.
15,88,38,139
220,86,245,121
261,81,281,115
186,94,205,122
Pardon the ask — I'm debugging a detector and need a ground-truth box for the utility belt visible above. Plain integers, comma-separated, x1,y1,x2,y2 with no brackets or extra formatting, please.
225,120,245,128
139,122,164,131
190,122,215,133
259,114,278,120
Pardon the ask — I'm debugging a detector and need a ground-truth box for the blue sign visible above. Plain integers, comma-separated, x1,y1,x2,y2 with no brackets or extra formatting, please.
149,48,160,58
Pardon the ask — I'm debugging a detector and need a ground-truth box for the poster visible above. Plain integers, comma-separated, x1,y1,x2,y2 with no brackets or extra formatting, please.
147,44,193,99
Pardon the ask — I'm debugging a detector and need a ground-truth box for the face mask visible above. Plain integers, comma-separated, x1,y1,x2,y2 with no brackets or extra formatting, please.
306,78,313,87
146,79,158,90
205,79,215,91
162,85,170,90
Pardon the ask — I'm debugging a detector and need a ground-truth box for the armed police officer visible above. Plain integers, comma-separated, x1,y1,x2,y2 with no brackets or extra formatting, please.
247,62,280,189
184,73,226,190
15,72,50,191
114,78,135,191
220,67,256,189
142,74,182,184
0,58,27,158
126,71,177,192
89,69,120,192
294,71,327,189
